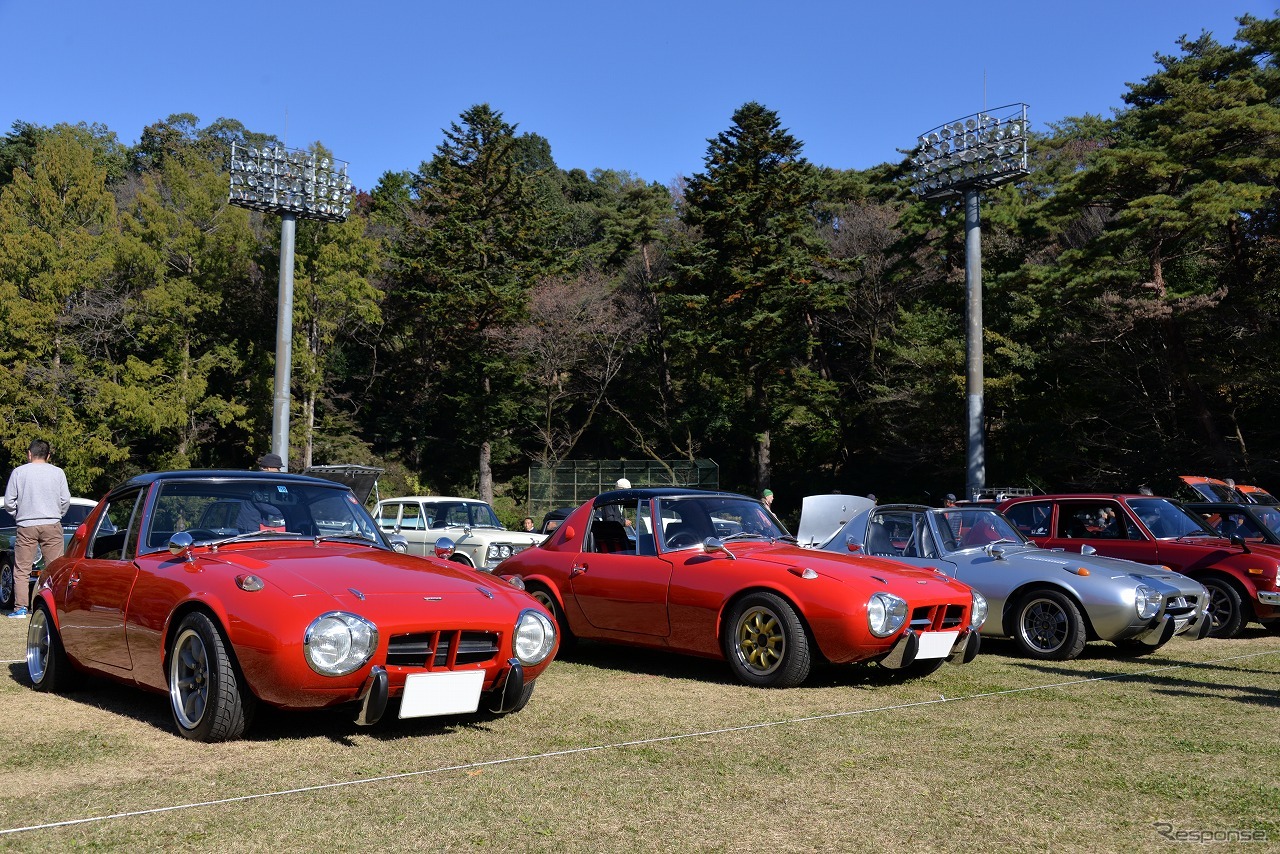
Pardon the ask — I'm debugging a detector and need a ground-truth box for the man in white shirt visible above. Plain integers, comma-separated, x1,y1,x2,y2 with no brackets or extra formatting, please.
3,439,71,618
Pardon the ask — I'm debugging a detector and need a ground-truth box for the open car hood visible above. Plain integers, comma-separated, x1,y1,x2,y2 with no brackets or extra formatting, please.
797,494,875,548
302,465,384,504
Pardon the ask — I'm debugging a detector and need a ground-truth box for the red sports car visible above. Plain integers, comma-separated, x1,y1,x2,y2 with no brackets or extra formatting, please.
499,488,986,687
25,470,558,741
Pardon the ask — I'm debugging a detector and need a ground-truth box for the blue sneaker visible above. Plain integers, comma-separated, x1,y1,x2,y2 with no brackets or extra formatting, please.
7,607,28,619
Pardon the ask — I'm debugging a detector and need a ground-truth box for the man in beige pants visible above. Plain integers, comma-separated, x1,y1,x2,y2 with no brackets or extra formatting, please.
3,440,71,619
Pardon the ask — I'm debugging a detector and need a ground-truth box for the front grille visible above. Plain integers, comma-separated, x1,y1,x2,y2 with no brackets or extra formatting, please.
1164,595,1196,617
387,630,501,669
910,604,968,631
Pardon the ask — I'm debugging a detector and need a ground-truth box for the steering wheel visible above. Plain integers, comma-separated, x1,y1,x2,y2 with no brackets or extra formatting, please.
666,531,700,549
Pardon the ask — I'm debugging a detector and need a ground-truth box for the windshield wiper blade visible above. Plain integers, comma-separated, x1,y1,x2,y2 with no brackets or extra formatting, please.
314,531,377,545
209,529,304,549
721,531,766,541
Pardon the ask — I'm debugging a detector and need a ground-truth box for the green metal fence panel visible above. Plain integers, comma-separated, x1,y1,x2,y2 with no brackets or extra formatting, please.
528,459,718,520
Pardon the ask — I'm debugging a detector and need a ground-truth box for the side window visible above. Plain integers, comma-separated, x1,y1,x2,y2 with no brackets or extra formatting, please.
400,503,423,531
1004,501,1051,537
1059,503,1123,540
377,503,400,530
589,502,634,555
89,490,143,560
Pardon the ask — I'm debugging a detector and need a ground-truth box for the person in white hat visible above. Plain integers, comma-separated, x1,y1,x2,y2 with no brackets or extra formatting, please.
616,478,631,489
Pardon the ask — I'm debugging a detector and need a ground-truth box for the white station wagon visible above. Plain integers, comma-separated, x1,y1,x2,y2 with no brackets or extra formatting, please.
374,496,545,571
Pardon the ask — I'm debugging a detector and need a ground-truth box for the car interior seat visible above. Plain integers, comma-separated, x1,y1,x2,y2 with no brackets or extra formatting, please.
865,521,896,555
590,520,630,554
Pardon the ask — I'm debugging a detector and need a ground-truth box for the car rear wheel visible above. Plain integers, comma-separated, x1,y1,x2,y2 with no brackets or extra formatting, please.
27,602,74,692
1015,590,1087,660
1202,577,1245,638
168,612,255,742
722,592,811,688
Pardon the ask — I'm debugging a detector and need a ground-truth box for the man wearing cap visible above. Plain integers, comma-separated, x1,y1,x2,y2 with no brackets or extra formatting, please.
943,493,957,507
601,478,631,524
761,488,774,510
257,453,285,472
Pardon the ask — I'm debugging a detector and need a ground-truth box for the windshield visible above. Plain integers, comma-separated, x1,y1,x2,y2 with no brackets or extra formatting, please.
143,478,383,552
426,501,504,529
1129,498,1217,539
656,495,789,550
933,508,1027,552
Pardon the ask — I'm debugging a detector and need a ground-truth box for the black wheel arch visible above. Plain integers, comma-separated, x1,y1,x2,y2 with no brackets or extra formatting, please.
163,601,258,702
719,586,823,664
1001,582,1099,641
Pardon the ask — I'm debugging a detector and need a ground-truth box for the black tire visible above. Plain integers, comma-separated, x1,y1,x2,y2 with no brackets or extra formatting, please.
27,602,75,692
168,612,255,742
1014,589,1087,660
527,584,575,650
722,592,811,688
0,555,13,610
1202,577,1245,638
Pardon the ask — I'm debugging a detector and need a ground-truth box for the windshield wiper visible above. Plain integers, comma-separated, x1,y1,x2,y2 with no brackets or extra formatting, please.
209,529,305,550
721,531,767,541
313,530,377,545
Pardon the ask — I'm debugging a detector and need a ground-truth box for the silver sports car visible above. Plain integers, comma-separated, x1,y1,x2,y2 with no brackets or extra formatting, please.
799,496,1212,660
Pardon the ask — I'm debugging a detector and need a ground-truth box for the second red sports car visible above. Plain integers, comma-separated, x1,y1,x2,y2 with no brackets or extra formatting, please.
500,488,986,687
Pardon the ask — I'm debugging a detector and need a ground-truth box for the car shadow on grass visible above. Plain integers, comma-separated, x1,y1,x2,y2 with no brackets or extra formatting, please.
4,661,533,745
986,645,1280,709
554,640,953,691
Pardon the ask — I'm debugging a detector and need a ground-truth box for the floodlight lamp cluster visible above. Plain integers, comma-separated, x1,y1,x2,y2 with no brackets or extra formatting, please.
228,141,353,222
908,103,1029,199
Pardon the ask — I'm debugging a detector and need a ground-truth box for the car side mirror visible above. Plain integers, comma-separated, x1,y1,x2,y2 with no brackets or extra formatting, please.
702,537,736,560
168,531,195,562
388,534,408,554
1080,544,1097,556
985,543,1006,560
845,536,863,553
1230,533,1250,553
434,537,456,560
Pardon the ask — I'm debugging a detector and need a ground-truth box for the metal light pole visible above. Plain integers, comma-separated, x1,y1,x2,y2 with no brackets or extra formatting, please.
906,104,1029,501
228,143,353,469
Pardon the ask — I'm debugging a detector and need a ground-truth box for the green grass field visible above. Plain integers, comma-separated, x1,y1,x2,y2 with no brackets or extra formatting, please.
1,619,1276,852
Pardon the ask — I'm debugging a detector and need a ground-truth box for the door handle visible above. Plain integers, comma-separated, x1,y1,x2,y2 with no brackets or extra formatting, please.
570,563,587,577
67,571,81,590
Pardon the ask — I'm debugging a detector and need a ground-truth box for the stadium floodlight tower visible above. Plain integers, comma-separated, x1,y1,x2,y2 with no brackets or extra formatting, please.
228,143,353,470
907,103,1029,502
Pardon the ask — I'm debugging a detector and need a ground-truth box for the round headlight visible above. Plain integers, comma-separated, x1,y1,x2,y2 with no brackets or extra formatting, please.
513,609,556,665
304,612,378,676
1134,584,1161,620
970,590,989,629
867,592,908,637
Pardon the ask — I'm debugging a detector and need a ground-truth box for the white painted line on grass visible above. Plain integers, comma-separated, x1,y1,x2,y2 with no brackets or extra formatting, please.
2,647,1276,837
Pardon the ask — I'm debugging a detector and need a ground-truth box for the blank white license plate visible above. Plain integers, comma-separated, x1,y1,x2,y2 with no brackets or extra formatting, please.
399,670,486,718
916,631,959,660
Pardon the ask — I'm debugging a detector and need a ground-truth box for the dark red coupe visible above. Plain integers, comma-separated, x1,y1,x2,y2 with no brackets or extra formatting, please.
499,488,986,687
25,470,558,741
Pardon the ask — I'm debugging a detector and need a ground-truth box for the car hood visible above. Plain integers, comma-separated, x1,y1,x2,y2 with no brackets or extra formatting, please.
797,495,876,548
739,542,972,598
992,545,1205,594
186,542,527,602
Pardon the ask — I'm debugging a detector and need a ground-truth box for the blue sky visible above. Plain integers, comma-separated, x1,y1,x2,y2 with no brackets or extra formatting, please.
3,1,1274,192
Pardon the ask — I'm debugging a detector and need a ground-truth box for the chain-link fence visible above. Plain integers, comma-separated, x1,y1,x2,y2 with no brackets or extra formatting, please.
528,459,718,520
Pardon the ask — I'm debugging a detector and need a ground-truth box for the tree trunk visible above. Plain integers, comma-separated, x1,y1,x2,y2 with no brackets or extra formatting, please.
479,440,493,505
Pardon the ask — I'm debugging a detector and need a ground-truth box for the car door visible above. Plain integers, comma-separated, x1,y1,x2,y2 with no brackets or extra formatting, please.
1037,499,1156,565
59,488,145,672
568,498,670,636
